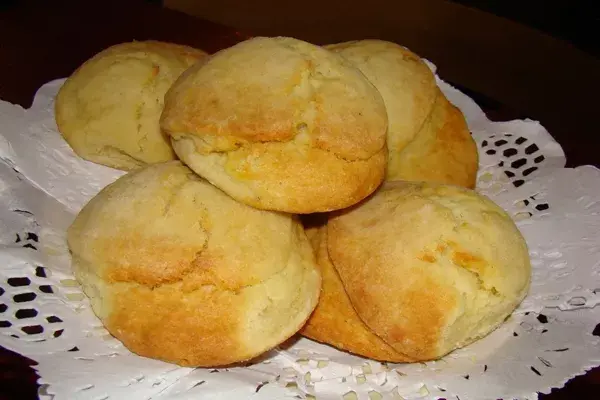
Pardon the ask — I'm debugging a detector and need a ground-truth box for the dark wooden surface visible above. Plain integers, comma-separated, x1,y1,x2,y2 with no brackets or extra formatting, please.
0,0,598,399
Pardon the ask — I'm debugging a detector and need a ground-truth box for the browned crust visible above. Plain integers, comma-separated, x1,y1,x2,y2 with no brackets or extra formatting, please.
388,91,479,188
326,184,463,360
301,227,413,362
107,280,245,367
170,134,387,214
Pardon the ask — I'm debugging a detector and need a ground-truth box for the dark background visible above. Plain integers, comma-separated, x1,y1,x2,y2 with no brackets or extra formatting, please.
162,0,599,57
0,0,598,57
452,0,598,57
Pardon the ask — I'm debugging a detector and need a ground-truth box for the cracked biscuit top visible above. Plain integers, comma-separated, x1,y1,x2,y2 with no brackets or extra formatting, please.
160,36,389,214
55,40,207,171
327,181,531,361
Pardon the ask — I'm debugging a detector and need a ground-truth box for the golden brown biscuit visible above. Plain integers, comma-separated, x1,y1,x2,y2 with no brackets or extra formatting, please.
68,161,321,367
326,40,437,166
161,36,388,214
301,226,412,362
327,182,531,361
327,40,478,187
56,41,207,171
391,91,479,188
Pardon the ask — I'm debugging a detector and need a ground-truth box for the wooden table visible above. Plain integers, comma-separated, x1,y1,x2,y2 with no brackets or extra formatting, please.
0,0,598,399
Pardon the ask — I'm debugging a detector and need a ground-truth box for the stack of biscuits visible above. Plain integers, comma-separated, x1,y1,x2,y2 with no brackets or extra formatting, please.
56,37,531,367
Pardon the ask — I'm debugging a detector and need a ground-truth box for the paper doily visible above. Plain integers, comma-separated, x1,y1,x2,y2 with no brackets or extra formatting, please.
0,78,599,400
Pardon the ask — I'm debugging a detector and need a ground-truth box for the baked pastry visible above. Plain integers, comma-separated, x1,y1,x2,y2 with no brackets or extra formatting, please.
327,40,478,187
391,91,478,188
326,40,437,158
325,181,530,361
67,161,321,367
160,36,388,213
301,225,412,362
56,41,207,171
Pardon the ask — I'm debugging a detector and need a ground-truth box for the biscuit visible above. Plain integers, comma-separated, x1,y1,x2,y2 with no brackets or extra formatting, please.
161,36,388,213
56,41,207,170
326,40,437,165
68,161,321,367
327,40,478,187
327,181,531,361
391,91,478,188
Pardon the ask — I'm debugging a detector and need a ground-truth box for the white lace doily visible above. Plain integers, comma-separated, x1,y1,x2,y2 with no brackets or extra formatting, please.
0,78,599,400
